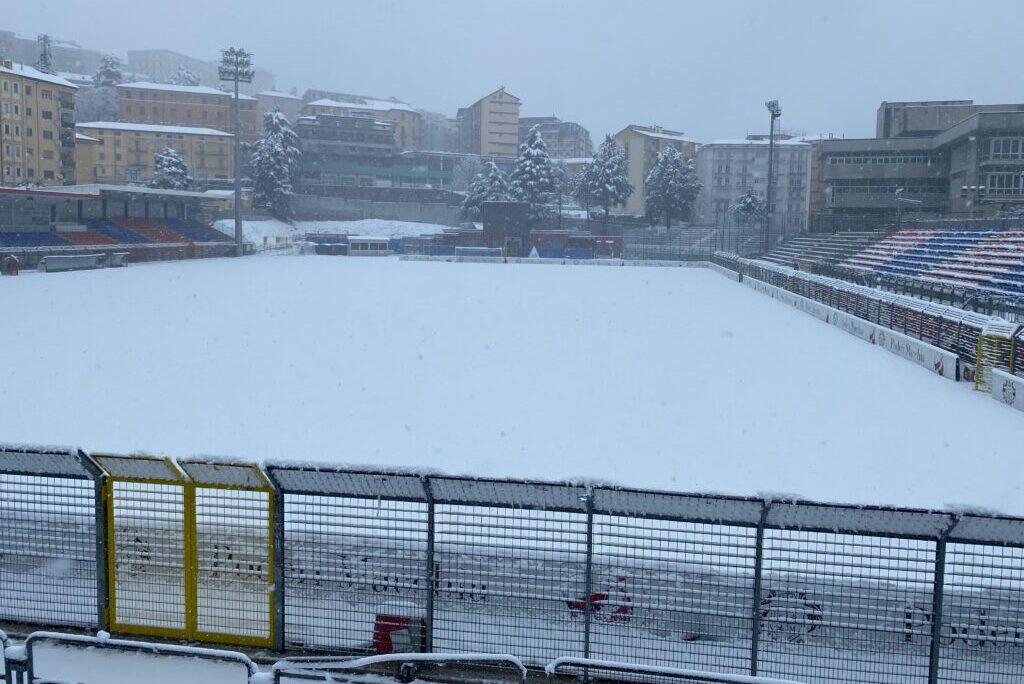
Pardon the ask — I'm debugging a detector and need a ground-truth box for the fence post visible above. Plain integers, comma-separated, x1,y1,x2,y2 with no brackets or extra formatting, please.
928,518,956,684
272,486,285,652
583,491,595,662
749,502,769,677
423,477,436,653
79,451,109,630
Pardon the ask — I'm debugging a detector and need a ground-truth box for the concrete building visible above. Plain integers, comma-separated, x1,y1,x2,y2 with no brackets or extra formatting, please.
302,94,422,151
697,136,812,233
117,81,260,143
1,60,78,186
518,116,593,159
614,125,698,216
0,30,105,75
75,121,233,184
257,91,303,124
817,102,1024,223
418,109,459,152
125,49,275,95
457,88,520,156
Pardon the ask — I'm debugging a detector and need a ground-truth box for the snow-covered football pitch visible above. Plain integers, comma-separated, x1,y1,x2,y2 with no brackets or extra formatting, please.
0,255,1021,514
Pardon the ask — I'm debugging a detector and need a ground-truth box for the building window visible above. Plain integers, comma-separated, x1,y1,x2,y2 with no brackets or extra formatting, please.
42,130,54,140
988,138,1024,161
42,110,53,120
24,85,31,96
986,172,1024,195
1,80,7,92
44,170,54,179
41,89,52,100
26,127,32,137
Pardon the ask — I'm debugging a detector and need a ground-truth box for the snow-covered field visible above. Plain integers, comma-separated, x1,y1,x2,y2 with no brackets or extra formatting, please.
212,218,452,244
0,256,1022,514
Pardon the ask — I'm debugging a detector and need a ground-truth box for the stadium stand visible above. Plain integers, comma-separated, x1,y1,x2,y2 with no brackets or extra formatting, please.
840,227,1024,295
163,218,231,243
88,219,150,244
0,231,70,247
761,231,887,268
59,230,119,246
113,218,187,243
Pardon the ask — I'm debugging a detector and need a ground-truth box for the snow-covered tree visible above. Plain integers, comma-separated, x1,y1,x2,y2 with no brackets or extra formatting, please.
461,161,511,219
92,54,123,87
149,147,193,190
251,111,301,219
509,125,556,222
570,166,595,229
35,34,55,75
452,156,483,192
584,135,633,231
729,188,768,225
169,64,201,87
644,147,702,229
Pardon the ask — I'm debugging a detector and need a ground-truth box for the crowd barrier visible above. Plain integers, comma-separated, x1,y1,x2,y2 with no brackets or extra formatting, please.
713,252,1023,391
4,444,1024,684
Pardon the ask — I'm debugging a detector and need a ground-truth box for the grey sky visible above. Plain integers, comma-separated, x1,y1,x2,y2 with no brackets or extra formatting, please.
10,0,1023,143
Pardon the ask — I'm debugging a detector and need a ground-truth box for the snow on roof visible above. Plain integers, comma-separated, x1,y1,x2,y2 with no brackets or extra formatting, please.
258,90,302,100
0,61,76,88
75,132,100,142
117,81,256,100
629,126,696,143
307,97,415,113
558,157,594,165
347,235,391,241
707,138,811,146
77,121,233,137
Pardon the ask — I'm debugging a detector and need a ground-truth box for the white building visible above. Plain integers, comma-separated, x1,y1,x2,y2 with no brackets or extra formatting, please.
697,136,811,234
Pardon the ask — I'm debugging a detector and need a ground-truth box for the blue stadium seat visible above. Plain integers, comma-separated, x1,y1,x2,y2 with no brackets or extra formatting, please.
0,231,70,247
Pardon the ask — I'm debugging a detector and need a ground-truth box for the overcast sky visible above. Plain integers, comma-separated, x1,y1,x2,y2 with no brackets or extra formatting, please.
9,0,1023,143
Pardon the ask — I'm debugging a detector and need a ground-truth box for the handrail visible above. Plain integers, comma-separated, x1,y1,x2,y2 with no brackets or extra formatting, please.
545,657,807,684
273,653,528,684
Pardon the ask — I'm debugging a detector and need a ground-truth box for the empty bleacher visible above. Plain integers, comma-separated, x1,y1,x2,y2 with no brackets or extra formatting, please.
113,218,188,244
761,231,888,269
163,218,231,243
58,230,119,246
841,227,1024,295
760,235,823,266
0,232,70,248
87,219,150,244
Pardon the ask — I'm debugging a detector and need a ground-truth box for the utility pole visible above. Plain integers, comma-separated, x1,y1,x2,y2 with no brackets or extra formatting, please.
764,100,782,254
219,47,254,257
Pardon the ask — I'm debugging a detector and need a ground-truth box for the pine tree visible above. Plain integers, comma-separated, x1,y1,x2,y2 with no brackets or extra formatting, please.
509,125,556,223
169,64,201,87
729,188,768,225
251,111,301,219
92,54,123,88
148,147,193,190
644,147,702,229
35,34,55,75
570,166,595,230
461,161,510,219
585,135,633,232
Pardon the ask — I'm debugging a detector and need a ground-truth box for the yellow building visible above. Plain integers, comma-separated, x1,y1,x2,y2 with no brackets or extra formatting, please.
614,125,699,215
302,97,421,151
1,59,78,185
75,121,233,184
456,87,521,156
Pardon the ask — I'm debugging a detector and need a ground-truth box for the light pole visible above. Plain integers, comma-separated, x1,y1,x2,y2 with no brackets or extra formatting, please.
764,100,782,253
219,47,254,257
895,188,922,230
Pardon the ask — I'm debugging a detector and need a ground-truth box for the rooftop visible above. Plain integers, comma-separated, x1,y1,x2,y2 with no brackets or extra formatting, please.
75,133,100,142
706,138,811,147
306,97,415,113
623,125,697,144
117,81,256,100
0,61,76,88
77,121,233,137
258,90,303,100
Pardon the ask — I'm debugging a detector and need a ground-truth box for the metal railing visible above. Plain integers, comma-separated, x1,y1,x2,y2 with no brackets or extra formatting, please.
4,447,1024,684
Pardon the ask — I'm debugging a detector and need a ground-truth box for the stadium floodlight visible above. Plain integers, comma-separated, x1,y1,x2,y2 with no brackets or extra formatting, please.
763,100,782,253
219,47,254,257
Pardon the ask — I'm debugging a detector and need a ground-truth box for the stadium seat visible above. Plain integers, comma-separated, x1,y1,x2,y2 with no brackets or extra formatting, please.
162,218,232,243
89,219,150,244
0,231,70,247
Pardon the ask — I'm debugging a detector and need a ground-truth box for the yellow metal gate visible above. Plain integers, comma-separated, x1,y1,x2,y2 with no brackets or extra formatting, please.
96,455,274,647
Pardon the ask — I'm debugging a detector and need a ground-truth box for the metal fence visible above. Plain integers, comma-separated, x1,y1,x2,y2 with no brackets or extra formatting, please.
4,447,1024,684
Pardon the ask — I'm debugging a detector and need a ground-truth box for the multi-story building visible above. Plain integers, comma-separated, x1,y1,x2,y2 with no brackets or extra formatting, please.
301,94,422,151
613,125,698,216
418,110,459,152
126,49,275,95
457,88,520,156
696,136,812,233
1,59,77,186
518,116,592,159
0,31,105,76
257,91,303,124
817,101,1024,223
75,121,233,184
117,81,260,143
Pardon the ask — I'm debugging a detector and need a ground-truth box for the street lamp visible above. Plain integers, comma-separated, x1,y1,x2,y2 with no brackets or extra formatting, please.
764,100,782,253
219,47,254,257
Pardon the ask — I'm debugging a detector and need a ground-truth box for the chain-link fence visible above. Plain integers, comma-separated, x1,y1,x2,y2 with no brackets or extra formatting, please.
4,450,1024,684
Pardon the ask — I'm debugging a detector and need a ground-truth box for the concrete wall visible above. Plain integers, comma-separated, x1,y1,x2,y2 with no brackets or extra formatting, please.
290,194,462,225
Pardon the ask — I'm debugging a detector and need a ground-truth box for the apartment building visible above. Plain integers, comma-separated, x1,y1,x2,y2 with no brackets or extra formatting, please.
117,81,260,143
614,125,698,215
1,59,77,185
697,136,812,233
518,116,593,159
457,88,521,156
0,30,105,75
75,121,233,184
301,91,422,151
126,49,275,95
